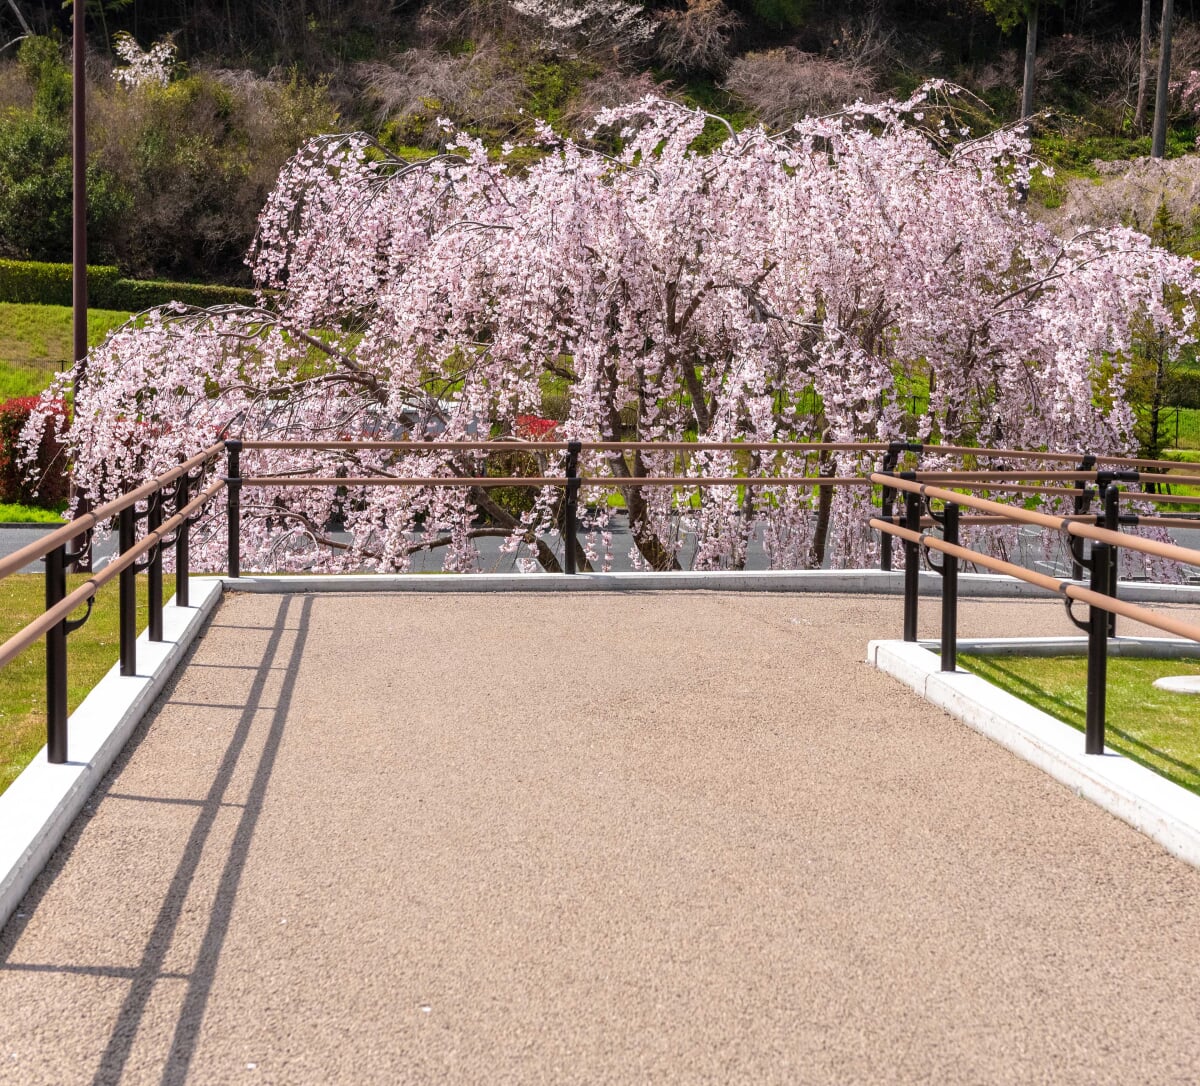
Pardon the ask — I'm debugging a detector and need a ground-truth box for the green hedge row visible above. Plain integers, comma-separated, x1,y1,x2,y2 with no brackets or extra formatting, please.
0,259,257,311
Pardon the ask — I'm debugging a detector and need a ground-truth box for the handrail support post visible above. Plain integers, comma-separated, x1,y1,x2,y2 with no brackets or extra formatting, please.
563,440,581,576
119,506,136,677
175,474,191,608
1103,482,1120,637
1086,541,1112,756
225,439,242,578
903,483,920,642
940,502,959,671
45,544,68,764
147,490,163,641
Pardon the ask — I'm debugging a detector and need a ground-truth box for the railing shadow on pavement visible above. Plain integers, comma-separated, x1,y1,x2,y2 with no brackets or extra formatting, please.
0,593,313,1086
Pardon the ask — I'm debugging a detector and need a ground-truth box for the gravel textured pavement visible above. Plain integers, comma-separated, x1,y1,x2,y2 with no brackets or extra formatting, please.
2,590,1200,1085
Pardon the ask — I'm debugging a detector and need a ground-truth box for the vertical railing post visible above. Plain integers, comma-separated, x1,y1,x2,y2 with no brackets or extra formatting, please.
563,439,581,576
225,439,242,578
1071,453,1096,581
903,484,920,642
879,444,901,572
45,544,68,764
175,473,191,608
119,505,136,677
1086,541,1112,756
1103,482,1119,637
147,490,163,642
940,501,959,672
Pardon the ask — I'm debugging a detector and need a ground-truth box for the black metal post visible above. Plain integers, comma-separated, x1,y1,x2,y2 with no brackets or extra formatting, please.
119,505,136,677
879,445,900,572
45,544,68,764
1104,483,1119,637
147,491,163,641
1071,454,1096,581
175,474,191,608
1085,542,1112,755
940,502,959,672
903,488,920,642
563,439,581,576
225,439,242,578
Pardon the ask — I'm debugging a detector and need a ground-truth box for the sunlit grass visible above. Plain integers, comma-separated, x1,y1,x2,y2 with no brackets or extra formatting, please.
0,572,175,795
962,653,1200,795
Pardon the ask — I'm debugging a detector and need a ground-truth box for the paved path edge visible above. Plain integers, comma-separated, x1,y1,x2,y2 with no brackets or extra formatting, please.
922,635,1200,658
0,576,224,932
869,638,1200,871
221,569,1200,602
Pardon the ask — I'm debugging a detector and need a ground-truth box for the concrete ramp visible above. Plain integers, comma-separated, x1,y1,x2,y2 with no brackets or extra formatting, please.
3,591,1200,1084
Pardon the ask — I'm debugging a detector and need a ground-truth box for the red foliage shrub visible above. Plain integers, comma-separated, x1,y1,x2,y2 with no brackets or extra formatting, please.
0,396,69,507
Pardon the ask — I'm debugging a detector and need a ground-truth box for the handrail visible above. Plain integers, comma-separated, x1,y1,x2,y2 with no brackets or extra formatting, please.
0,441,226,581
241,475,876,488
871,468,1200,760
871,473,1200,568
241,439,891,453
872,518,1200,643
0,478,224,670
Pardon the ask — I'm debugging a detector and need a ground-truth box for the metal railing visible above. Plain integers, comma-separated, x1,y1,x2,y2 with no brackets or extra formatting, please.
7,434,1200,768
0,442,226,764
871,471,1200,757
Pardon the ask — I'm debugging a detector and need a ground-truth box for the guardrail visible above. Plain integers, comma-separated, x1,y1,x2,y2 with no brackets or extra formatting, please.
0,442,226,765
7,435,1200,770
871,471,1200,757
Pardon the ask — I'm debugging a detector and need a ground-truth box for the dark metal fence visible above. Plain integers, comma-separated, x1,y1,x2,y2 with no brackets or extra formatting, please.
9,435,1200,768
0,442,225,764
872,471,1200,758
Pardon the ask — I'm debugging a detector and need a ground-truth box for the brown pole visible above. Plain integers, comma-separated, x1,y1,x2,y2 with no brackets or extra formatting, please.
70,1,91,572
72,0,86,384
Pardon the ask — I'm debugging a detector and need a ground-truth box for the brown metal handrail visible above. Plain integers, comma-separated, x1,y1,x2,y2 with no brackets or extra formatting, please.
871,474,1200,568
871,469,1200,761
0,478,224,671
0,441,228,766
241,439,892,453
0,441,225,581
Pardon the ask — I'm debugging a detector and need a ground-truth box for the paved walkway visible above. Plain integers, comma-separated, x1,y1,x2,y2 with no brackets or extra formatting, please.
3,591,1200,1084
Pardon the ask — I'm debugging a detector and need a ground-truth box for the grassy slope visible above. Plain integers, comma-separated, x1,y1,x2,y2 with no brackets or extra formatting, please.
0,303,131,398
0,572,175,794
961,654,1200,795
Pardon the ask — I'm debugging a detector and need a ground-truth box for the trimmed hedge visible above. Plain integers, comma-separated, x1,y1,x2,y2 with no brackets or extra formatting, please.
0,396,68,507
0,259,256,311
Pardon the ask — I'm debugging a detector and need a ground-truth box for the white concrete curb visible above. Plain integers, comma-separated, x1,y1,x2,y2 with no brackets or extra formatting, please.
0,577,224,933
868,638,1200,871
220,569,1200,602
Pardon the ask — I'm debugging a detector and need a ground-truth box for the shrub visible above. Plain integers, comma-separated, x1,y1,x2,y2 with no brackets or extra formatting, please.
723,48,874,128
0,260,255,309
654,0,739,77
0,396,67,508
360,44,525,146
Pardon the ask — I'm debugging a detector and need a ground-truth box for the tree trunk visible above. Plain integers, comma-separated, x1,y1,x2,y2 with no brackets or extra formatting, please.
1151,0,1174,158
1134,0,1152,132
807,441,837,568
1021,0,1039,120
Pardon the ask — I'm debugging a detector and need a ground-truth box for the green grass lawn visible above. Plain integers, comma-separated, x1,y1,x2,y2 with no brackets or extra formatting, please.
0,302,131,398
0,572,174,795
0,503,66,523
961,654,1200,795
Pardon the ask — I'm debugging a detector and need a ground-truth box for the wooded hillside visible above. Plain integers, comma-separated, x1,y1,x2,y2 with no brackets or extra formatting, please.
1,0,1197,281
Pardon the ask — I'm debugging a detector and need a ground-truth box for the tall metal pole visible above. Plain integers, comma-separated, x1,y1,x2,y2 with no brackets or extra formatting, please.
72,0,86,385
69,0,92,573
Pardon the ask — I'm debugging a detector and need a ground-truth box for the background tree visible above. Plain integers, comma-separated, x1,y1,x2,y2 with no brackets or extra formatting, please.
24,90,1199,574
1151,0,1174,157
